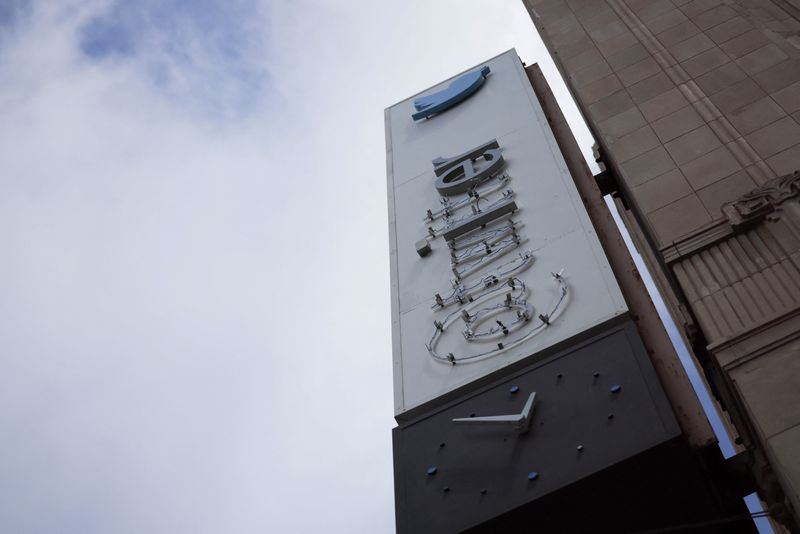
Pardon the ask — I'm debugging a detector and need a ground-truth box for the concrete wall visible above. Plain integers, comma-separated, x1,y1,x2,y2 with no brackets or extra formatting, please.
522,0,800,528
524,0,800,245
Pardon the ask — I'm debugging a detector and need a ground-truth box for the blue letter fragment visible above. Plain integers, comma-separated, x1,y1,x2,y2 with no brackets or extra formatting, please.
412,66,490,121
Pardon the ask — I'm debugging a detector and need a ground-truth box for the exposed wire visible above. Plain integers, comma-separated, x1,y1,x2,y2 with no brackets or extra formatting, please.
422,172,510,223
425,187,515,237
449,220,523,253
419,160,572,365
426,270,568,364
431,251,535,309
452,236,526,280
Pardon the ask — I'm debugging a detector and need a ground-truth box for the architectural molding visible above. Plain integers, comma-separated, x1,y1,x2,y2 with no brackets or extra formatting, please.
662,171,800,264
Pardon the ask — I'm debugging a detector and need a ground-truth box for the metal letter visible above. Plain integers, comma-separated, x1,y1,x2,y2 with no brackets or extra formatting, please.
433,139,504,196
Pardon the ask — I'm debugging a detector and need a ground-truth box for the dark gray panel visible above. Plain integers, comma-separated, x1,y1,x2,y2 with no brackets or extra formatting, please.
393,321,680,534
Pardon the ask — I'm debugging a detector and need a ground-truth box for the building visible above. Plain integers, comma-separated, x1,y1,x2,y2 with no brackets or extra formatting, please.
522,0,800,530
386,49,763,533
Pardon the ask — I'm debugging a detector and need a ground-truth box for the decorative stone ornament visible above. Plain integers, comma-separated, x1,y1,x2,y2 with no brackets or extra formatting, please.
723,170,800,227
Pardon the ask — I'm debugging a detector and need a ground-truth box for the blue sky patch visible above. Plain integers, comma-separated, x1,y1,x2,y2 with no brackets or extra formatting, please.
79,11,137,58
78,0,269,118
0,0,30,37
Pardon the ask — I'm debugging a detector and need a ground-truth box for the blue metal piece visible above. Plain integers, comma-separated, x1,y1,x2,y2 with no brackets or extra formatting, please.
610,384,622,393
527,471,539,481
412,66,491,121
427,466,438,476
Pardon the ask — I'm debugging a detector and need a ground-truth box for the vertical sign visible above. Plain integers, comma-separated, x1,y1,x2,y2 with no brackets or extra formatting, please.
386,50,628,419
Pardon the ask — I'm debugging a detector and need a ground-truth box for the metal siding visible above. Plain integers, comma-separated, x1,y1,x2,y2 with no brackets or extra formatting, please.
393,321,680,534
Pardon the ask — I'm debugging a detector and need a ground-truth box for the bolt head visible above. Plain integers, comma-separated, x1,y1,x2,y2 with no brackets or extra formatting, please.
509,385,520,394
527,471,539,481
427,466,438,476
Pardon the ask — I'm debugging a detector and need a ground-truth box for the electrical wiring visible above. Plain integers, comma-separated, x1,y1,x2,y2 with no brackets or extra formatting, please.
452,235,526,280
425,189,515,238
449,220,523,253
426,271,569,364
419,152,573,365
431,250,535,309
422,172,510,224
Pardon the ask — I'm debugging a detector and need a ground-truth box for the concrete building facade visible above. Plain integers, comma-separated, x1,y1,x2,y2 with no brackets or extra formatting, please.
387,50,762,533
522,0,800,530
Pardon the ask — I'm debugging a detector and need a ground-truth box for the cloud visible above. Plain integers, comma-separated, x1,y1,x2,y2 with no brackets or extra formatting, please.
0,0,30,34
0,1,396,531
0,1,609,533
72,0,269,117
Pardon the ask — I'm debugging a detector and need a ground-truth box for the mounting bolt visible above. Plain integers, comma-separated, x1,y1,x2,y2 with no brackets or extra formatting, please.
527,471,539,481
607,413,615,420
427,466,438,476
510,385,520,394
610,384,622,394
577,445,584,452
593,372,600,378
496,320,508,335
439,442,446,448
443,486,450,493
480,488,487,495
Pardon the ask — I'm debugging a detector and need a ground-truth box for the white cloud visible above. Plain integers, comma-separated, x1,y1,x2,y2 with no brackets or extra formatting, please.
0,2,608,533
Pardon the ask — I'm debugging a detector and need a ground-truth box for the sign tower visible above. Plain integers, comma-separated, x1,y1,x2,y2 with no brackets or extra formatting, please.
386,49,758,533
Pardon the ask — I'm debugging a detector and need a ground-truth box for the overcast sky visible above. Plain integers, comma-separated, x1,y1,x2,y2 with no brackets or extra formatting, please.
0,1,769,533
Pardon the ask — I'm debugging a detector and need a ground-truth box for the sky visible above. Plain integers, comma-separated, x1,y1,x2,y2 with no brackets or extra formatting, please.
0,1,770,533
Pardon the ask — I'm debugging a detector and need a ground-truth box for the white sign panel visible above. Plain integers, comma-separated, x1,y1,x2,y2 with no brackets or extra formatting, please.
386,49,627,418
